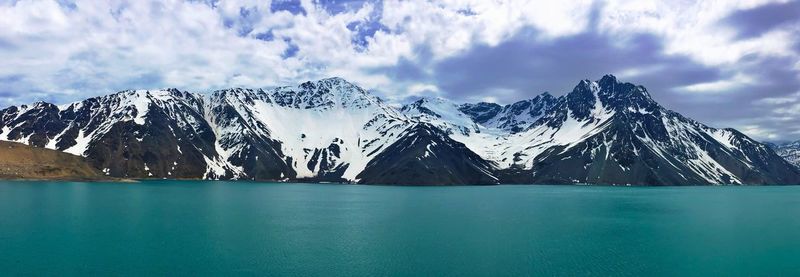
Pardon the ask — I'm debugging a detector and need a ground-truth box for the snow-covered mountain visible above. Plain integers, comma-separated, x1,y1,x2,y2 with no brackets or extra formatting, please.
399,75,800,185
1,75,798,185
206,78,413,181
769,141,800,167
0,89,222,178
459,92,558,133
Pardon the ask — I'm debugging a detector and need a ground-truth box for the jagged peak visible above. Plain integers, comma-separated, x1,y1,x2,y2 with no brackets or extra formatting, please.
577,78,595,86
565,75,658,110
530,91,557,102
571,78,600,96
4,102,47,115
400,96,477,126
212,78,370,102
402,97,438,110
573,75,623,91
403,97,463,116
29,101,57,109
265,78,381,109
595,75,654,99
298,77,360,91
599,74,617,85
208,88,269,105
161,87,181,93
109,88,191,98
461,102,503,110
0,101,56,113
411,96,454,105
52,88,205,118
212,87,263,95
568,79,599,98
295,77,364,94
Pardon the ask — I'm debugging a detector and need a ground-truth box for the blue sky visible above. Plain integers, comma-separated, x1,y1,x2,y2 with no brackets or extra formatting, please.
0,0,799,141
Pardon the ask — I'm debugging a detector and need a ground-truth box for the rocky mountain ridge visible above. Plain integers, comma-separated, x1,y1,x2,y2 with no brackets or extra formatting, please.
1,75,798,185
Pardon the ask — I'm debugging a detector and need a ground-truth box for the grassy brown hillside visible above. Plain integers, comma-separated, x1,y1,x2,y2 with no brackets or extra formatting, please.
0,140,105,180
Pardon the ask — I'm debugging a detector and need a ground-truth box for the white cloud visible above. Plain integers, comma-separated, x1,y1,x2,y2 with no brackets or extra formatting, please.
740,124,779,140
600,0,793,65
406,83,440,96
0,0,797,113
679,73,755,93
758,91,800,105
0,0,299,101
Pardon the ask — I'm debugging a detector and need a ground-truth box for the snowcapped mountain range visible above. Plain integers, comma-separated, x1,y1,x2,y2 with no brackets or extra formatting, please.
768,141,800,168
1,75,798,185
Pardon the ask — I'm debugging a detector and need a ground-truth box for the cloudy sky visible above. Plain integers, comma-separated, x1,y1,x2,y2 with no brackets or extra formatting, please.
0,0,799,141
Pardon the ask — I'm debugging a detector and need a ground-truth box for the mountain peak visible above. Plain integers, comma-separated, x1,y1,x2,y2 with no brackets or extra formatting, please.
319,76,348,83
30,101,56,109
596,77,655,108
303,77,359,90
402,96,456,118
534,91,556,101
268,77,380,109
574,78,600,93
599,74,617,85
413,96,452,105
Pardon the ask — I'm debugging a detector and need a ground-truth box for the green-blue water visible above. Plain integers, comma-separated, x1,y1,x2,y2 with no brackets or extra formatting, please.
1,181,799,276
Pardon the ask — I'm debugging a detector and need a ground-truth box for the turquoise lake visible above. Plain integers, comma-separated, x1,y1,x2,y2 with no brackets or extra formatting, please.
1,181,799,276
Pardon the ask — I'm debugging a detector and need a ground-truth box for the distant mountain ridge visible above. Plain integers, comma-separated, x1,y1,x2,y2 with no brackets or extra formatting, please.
768,141,800,168
1,75,798,185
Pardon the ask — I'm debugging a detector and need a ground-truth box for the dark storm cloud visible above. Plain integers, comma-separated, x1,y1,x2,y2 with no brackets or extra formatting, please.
432,29,722,103
373,56,427,82
427,2,719,102
369,44,435,80
721,0,800,39
665,55,799,130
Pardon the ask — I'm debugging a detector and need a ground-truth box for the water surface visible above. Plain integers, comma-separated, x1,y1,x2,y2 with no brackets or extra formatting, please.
1,181,799,276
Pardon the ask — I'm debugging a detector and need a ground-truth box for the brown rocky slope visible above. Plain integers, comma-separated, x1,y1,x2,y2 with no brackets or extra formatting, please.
0,140,105,180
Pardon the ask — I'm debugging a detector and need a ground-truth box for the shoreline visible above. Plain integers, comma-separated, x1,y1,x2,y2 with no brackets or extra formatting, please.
2,178,798,186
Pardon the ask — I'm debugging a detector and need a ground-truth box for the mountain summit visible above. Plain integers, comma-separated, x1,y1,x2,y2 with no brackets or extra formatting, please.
1,75,798,185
